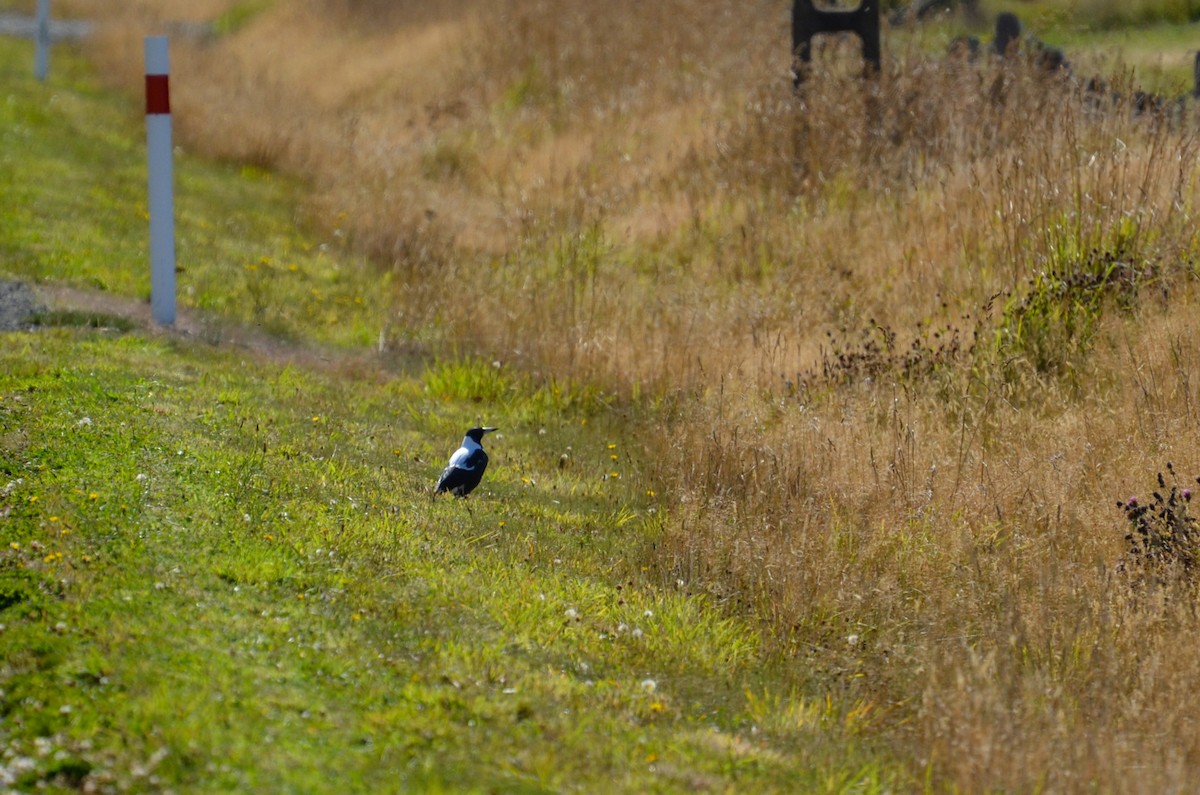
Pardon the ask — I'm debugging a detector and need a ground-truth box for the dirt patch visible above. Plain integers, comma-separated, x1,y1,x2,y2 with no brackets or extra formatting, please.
0,280,47,331
2,279,421,379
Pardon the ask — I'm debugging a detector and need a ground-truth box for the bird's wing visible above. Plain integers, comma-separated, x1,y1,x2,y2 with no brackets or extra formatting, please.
435,465,459,492
462,448,488,472
448,446,488,471
446,446,473,469
437,445,488,494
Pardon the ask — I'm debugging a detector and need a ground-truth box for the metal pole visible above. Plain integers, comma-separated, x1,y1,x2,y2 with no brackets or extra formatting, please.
35,0,50,81
145,36,176,326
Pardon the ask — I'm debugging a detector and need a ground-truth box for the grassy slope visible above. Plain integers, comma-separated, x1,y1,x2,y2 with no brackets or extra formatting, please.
0,36,896,794
1053,21,1200,92
0,29,389,349
981,1,1200,90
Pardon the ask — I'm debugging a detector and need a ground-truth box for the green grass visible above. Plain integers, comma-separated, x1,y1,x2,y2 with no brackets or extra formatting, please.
0,35,899,792
0,33,390,348
986,0,1200,29
1053,21,1200,92
902,2,1200,92
1,332,882,792
0,326,899,792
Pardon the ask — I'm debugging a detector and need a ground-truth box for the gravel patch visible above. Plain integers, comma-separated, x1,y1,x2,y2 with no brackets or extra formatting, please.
0,280,46,331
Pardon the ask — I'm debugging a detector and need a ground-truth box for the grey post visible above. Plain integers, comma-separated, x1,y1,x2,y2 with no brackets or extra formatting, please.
35,0,50,81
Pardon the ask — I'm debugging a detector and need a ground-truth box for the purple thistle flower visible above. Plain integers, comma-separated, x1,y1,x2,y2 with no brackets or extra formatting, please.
1126,497,1139,509
1184,489,1192,502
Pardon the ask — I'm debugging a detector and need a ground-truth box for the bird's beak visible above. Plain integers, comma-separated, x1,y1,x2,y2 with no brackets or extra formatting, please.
482,427,499,434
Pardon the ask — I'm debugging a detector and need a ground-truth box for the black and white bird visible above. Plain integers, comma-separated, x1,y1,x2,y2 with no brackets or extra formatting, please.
434,426,498,497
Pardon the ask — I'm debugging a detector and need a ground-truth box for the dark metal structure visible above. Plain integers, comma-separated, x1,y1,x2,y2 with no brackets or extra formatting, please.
992,12,1021,56
792,0,881,86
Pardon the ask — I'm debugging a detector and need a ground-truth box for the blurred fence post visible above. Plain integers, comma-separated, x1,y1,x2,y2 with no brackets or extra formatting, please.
993,12,1021,57
34,0,50,81
145,36,176,326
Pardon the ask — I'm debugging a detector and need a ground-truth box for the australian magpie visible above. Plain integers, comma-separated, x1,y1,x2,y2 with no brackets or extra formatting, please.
435,426,498,497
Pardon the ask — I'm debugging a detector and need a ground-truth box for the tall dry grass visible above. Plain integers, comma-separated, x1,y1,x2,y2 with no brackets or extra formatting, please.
65,0,1200,788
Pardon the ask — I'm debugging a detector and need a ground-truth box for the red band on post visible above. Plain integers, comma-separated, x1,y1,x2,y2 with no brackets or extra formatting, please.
145,75,171,115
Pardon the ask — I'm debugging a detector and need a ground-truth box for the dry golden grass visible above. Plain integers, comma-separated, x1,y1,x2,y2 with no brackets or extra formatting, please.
63,0,1200,789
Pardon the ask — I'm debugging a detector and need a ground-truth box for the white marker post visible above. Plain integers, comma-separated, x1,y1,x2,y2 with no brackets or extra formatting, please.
145,36,176,326
34,0,50,81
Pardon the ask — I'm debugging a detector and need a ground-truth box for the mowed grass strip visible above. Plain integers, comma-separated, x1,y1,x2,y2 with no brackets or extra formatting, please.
0,32,388,348
0,36,898,793
0,330,891,793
